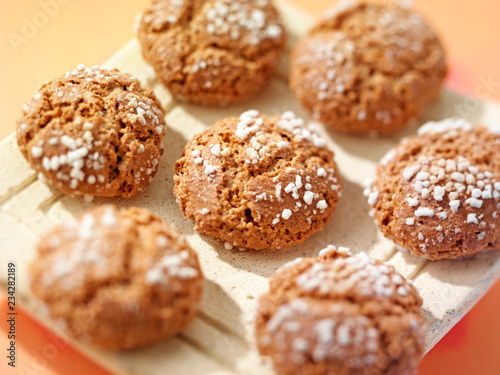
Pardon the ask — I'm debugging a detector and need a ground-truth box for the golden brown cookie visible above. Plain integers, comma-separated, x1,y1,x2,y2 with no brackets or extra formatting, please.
255,245,426,375
137,0,286,106
366,119,500,260
29,206,203,350
174,110,342,251
17,65,166,199
289,1,447,135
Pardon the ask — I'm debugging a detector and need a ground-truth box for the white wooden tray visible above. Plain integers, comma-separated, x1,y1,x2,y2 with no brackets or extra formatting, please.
1,1,500,374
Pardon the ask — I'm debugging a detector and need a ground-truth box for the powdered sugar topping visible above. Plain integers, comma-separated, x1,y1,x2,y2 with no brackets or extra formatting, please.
296,252,411,298
260,249,424,368
41,210,121,289
263,298,383,366
204,0,282,45
418,118,473,135
277,111,327,148
145,249,198,285
30,65,165,192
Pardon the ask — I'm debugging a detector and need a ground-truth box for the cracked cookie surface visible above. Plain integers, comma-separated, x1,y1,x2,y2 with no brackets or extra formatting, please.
16,65,166,198
289,1,447,135
29,206,203,350
255,245,426,375
137,0,286,106
366,119,500,260
173,110,342,251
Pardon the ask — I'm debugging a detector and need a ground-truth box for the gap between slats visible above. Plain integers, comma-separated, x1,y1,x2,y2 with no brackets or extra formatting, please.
0,174,37,205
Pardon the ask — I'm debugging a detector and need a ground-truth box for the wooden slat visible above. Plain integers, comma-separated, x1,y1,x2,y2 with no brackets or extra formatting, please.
412,251,500,351
2,181,61,235
0,133,36,199
387,250,428,280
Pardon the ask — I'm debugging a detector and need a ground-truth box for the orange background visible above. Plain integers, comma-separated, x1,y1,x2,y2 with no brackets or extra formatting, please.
1,0,500,374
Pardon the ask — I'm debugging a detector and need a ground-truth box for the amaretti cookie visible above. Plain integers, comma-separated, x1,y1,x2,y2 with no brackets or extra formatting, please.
366,118,500,260
137,0,286,106
17,65,166,199
174,110,342,250
256,245,426,375
289,1,447,135
29,206,203,350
